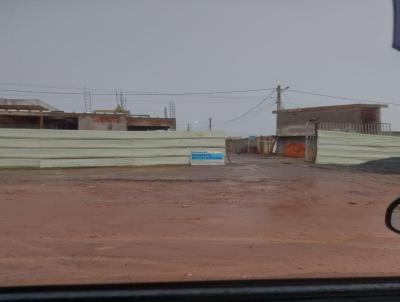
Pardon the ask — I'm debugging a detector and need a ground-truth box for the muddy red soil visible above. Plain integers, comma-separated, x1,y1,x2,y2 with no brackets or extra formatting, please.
0,155,399,286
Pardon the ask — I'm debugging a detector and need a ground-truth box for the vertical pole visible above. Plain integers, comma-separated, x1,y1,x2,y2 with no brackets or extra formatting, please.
88,90,92,112
83,87,86,112
120,90,124,110
187,122,190,132
275,85,282,137
209,118,212,131
169,101,176,118
305,135,309,162
164,107,168,118
276,85,282,111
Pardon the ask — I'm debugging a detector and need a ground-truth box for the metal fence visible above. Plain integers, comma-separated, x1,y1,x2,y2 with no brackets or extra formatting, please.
317,121,392,135
316,130,400,165
0,128,226,168
305,121,393,163
259,136,276,156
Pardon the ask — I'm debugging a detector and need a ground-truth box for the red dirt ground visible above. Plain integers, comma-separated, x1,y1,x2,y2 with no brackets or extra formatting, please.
0,155,399,286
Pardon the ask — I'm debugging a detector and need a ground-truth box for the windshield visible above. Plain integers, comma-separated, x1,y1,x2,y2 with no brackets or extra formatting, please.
0,0,400,287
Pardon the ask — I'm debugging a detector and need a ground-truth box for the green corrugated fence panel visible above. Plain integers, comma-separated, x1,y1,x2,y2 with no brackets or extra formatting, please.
0,138,40,148
0,147,225,159
0,128,225,140
39,138,225,149
133,156,190,166
0,129,225,168
0,158,40,168
0,138,225,149
318,134,400,148
316,131,400,165
40,157,189,168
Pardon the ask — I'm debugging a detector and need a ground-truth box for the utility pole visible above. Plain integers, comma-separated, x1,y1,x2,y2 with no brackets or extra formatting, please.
276,85,289,112
276,85,282,111
187,122,191,132
164,107,168,118
209,118,212,131
275,85,289,136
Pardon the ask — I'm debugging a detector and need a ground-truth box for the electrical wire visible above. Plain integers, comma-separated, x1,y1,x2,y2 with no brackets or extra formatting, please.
117,88,275,96
0,85,275,97
216,103,276,127
0,92,270,104
0,81,86,91
2,81,398,106
214,91,276,125
287,89,400,106
282,91,305,108
0,81,276,94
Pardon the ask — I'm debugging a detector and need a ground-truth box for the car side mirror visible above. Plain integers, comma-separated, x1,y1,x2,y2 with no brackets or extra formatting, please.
385,198,400,234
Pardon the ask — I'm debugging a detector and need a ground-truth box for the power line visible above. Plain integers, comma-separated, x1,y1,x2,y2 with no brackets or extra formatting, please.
5,83,399,111
0,81,86,91
118,88,275,96
215,90,276,125
0,81,270,94
282,91,305,108
215,103,275,127
0,88,82,95
287,89,400,106
0,92,272,104
2,81,399,105
0,85,275,96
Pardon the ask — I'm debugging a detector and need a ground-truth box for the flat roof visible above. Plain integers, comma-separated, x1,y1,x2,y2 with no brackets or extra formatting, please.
0,109,174,120
0,99,61,111
272,103,388,114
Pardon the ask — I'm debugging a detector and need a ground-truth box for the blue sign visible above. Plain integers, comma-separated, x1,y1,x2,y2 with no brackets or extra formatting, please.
190,151,225,165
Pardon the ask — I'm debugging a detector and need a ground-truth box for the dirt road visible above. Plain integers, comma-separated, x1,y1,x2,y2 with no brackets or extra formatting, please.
0,155,399,286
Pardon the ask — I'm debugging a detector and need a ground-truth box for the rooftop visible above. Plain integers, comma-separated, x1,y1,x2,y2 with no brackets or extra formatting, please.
0,99,60,111
273,103,388,114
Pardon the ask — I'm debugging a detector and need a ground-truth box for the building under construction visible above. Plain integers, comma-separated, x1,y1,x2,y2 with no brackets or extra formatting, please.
273,103,388,157
0,99,176,131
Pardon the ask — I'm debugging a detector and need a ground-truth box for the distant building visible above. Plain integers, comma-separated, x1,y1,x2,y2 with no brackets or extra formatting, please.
273,103,388,157
0,99,176,131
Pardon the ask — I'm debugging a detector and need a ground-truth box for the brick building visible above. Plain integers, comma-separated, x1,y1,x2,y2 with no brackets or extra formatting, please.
273,103,388,157
0,99,176,131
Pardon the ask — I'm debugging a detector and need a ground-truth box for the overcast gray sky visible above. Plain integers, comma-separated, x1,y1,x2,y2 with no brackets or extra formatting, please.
0,0,399,136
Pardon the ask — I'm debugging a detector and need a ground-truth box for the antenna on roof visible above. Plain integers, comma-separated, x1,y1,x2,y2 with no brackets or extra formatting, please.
115,90,126,111
83,87,92,112
120,89,124,110
169,101,175,118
